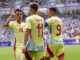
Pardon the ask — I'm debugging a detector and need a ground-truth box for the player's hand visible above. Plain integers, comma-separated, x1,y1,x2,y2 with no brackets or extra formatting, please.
10,8,15,16
22,45,27,53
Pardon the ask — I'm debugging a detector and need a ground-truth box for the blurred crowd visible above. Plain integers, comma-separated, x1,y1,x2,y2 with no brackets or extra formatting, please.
63,18,80,39
0,0,80,8
0,27,11,42
61,11,80,39
61,0,80,4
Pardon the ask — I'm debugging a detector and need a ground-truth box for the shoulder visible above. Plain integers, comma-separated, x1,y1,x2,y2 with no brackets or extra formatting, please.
46,18,51,22
53,17,61,20
53,17,63,24
10,21,16,23
56,17,62,23
22,22,25,25
38,16,44,21
26,16,31,20
46,18,50,20
52,17,61,21
10,21,16,25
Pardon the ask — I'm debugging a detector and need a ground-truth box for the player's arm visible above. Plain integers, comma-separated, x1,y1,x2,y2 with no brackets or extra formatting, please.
45,18,51,27
22,17,31,53
3,8,15,27
22,28,31,53
24,29,30,47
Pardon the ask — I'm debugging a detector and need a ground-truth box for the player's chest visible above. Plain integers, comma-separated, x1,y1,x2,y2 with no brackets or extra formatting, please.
13,24,24,33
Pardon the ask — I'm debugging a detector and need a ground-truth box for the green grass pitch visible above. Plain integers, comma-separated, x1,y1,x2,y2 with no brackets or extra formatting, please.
0,45,80,60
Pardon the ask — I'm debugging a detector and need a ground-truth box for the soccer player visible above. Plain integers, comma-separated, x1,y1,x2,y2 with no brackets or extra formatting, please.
44,7,64,60
3,8,26,60
22,2,44,60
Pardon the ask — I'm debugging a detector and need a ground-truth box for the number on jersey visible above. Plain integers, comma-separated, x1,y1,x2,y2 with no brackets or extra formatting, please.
56,24,61,36
36,24,43,37
50,24,61,36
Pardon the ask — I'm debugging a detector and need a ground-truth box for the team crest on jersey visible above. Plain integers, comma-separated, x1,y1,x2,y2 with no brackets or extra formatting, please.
19,27,23,32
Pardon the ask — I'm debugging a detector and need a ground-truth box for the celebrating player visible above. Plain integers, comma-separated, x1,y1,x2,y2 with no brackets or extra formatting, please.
44,7,64,60
3,8,26,60
22,2,44,60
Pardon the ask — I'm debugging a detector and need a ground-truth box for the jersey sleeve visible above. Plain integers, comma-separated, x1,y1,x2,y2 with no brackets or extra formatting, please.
46,19,52,26
8,21,14,28
22,23,26,32
25,17,31,29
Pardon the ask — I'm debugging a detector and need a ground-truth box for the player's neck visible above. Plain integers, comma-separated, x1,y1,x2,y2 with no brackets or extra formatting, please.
50,15,56,18
31,12,37,15
17,20,21,24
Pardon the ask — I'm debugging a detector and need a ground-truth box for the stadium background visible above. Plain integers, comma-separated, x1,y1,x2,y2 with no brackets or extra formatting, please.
0,0,80,60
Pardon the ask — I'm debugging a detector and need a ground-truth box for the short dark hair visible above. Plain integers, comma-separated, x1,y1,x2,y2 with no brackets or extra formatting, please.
49,7,56,13
15,9,22,13
29,2,38,12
